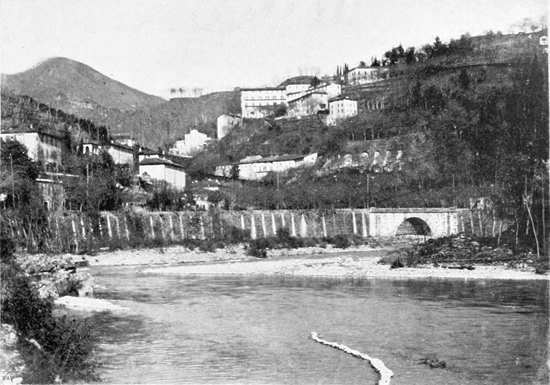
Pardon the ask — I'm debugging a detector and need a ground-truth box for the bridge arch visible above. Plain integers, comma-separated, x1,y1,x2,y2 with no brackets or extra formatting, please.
395,217,432,236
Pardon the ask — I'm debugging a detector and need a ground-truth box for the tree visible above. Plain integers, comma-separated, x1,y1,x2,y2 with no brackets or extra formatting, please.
405,47,416,64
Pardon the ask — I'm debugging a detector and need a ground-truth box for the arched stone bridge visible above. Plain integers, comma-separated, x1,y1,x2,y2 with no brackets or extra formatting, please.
366,207,464,237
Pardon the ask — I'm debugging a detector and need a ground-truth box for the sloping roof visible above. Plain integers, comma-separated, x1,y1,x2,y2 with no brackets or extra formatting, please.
139,157,187,170
240,87,285,91
238,153,310,165
287,90,327,104
328,95,358,103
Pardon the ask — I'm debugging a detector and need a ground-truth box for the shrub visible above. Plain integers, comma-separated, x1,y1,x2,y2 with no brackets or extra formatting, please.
330,234,351,249
247,239,269,258
198,240,217,253
0,237,96,382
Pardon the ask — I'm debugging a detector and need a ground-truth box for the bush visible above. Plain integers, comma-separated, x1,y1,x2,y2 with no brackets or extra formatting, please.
0,237,96,382
198,240,217,253
330,234,351,249
247,239,269,258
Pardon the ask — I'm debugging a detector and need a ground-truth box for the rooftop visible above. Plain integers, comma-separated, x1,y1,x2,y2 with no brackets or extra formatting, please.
139,157,187,170
241,87,285,91
235,153,315,165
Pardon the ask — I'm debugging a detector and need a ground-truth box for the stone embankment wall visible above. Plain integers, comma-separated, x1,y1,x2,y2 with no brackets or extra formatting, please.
2,208,504,253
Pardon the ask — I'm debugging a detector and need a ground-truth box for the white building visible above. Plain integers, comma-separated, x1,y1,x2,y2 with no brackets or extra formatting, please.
217,114,241,139
347,65,389,85
240,87,286,118
139,158,187,190
169,129,212,156
287,91,328,118
328,97,358,125
1,131,66,167
82,141,135,166
215,153,318,181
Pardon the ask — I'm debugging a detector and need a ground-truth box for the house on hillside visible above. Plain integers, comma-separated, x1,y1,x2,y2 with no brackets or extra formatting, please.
287,91,328,118
215,153,318,181
82,140,135,166
327,96,358,125
240,87,286,118
346,64,389,85
217,114,241,139
169,129,213,156
1,130,68,169
139,157,187,190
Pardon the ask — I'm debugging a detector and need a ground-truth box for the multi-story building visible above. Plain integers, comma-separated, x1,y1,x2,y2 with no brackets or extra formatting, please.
216,114,241,139
0,130,67,168
328,97,358,125
346,65,389,85
240,87,286,118
139,157,187,190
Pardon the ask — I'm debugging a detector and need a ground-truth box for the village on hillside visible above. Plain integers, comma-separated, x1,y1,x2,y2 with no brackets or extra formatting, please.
1,2,549,385
2,30,547,213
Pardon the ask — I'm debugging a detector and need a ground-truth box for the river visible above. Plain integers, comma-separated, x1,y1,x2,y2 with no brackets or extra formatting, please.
87,264,548,385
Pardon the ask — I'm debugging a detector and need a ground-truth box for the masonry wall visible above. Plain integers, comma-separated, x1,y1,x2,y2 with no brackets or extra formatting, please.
0,207,502,254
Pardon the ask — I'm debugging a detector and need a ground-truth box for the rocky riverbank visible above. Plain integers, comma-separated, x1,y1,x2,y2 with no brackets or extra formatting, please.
379,234,548,273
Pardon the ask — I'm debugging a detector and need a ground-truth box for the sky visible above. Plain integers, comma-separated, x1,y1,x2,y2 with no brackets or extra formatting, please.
0,0,547,98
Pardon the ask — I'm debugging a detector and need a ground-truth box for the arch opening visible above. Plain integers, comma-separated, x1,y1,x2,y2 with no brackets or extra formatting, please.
396,217,432,236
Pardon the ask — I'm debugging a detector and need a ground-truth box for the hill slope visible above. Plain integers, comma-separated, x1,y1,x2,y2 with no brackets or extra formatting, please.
1,57,164,123
111,90,241,147
2,57,241,147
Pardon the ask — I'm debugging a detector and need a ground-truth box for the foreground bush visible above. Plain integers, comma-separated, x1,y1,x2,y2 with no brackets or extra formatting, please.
0,238,97,383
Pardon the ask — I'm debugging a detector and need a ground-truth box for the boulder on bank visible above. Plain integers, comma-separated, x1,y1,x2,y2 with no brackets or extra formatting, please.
16,254,93,300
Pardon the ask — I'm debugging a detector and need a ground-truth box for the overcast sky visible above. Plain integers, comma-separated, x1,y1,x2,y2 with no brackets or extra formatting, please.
1,0,546,97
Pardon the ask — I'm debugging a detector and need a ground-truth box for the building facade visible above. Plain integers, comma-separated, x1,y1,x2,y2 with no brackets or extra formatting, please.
287,91,328,118
240,87,286,118
328,97,358,124
82,141,135,166
139,158,187,190
0,131,67,168
347,66,389,85
215,153,318,181
216,114,241,139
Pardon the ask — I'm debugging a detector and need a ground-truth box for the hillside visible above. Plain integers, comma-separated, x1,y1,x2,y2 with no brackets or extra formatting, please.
111,90,241,147
1,57,241,148
1,57,164,119
190,30,547,216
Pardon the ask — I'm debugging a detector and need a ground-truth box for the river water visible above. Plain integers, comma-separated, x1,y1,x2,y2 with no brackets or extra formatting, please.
88,263,548,385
